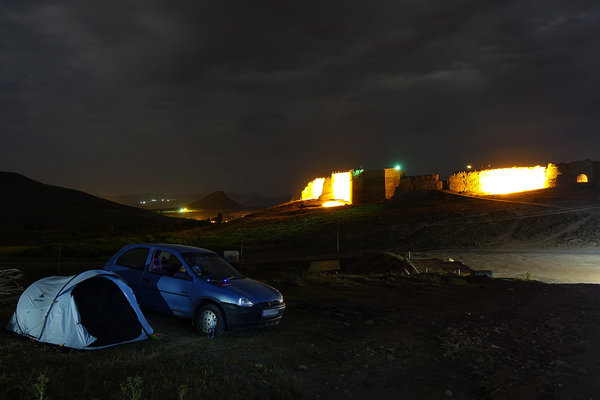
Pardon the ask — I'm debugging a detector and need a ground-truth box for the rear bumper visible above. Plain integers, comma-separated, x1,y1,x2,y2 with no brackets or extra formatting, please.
223,302,285,330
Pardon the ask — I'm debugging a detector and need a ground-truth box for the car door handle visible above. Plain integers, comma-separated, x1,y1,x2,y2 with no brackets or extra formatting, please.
179,291,188,295
143,278,150,283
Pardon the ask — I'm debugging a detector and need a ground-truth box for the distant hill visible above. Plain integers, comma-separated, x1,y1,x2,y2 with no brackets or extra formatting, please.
0,171,199,245
227,192,290,209
106,191,290,211
108,192,290,210
187,191,245,211
105,193,204,210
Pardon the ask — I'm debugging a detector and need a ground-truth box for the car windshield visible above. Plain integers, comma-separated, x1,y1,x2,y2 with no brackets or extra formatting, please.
181,253,243,280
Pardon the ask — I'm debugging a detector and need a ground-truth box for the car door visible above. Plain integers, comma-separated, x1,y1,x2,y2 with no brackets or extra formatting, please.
107,246,149,291
136,249,193,316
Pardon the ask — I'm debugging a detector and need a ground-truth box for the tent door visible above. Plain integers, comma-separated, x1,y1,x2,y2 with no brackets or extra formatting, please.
71,277,143,347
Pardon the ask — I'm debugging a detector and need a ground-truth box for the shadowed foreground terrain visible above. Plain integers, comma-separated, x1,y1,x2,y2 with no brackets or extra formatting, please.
1,263,600,399
1,185,600,398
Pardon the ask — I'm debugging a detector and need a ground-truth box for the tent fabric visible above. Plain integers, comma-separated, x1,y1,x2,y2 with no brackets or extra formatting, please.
6,270,153,350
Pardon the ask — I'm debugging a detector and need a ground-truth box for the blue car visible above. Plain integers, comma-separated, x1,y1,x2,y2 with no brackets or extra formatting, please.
104,244,285,337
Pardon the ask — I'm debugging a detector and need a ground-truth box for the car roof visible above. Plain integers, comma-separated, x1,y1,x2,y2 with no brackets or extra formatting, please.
127,243,216,255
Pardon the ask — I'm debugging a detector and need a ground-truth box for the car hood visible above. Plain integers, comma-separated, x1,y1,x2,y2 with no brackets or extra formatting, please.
225,278,282,303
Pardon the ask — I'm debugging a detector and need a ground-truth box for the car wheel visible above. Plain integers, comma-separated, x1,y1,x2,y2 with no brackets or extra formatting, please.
195,304,225,338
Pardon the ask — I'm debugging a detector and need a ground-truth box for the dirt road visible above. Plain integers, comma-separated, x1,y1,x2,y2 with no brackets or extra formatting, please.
421,248,600,284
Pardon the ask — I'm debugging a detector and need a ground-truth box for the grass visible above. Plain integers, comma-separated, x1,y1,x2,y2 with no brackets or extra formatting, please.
2,264,600,398
0,269,393,399
516,271,532,281
32,369,49,400
0,339,301,400
3,192,598,262
2,188,600,398
120,376,143,400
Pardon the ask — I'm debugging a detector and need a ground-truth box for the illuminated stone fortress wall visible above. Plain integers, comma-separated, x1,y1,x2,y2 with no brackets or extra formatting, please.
448,160,599,194
448,164,560,194
300,168,404,205
300,160,598,206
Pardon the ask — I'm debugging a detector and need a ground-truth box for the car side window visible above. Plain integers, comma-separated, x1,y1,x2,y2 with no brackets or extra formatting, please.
115,248,149,270
173,266,192,281
149,250,190,279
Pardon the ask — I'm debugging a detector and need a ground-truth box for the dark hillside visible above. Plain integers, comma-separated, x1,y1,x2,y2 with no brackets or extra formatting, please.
0,172,199,244
180,188,600,258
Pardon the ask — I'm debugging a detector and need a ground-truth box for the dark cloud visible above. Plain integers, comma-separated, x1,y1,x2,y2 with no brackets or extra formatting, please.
1,1,599,196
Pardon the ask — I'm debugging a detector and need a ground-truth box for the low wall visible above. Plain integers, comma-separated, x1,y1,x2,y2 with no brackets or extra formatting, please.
352,170,385,204
395,174,443,194
448,171,483,193
384,169,404,199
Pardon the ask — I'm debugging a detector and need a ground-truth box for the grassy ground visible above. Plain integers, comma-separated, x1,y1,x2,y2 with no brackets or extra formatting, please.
3,189,599,262
1,188,600,398
2,266,600,399
176,190,600,258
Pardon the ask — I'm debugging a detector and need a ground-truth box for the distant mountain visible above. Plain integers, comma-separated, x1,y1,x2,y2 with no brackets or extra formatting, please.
105,193,203,209
106,191,290,211
226,192,290,209
187,191,245,211
0,171,199,245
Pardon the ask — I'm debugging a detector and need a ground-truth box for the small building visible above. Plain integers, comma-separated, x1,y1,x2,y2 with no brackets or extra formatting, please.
555,159,599,187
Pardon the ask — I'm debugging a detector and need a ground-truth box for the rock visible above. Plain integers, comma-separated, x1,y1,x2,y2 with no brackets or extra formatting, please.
445,389,454,397
298,365,308,371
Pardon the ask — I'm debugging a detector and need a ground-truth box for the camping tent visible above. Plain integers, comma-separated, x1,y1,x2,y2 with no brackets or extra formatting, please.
6,269,153,349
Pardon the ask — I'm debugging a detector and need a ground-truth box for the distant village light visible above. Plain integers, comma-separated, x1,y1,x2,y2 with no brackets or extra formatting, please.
394,164,402,171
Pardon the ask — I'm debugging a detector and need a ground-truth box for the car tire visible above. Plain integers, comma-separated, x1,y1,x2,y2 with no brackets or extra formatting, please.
195,304,225,338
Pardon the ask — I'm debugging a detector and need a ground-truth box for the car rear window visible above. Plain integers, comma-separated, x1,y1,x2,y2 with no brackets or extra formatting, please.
116,247,149,270
182,253,243,280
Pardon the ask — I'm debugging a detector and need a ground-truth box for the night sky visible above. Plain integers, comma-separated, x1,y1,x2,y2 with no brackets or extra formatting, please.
2,1,599,197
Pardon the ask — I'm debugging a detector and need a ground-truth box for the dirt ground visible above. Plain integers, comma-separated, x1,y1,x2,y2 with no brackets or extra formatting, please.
421,249,600,284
